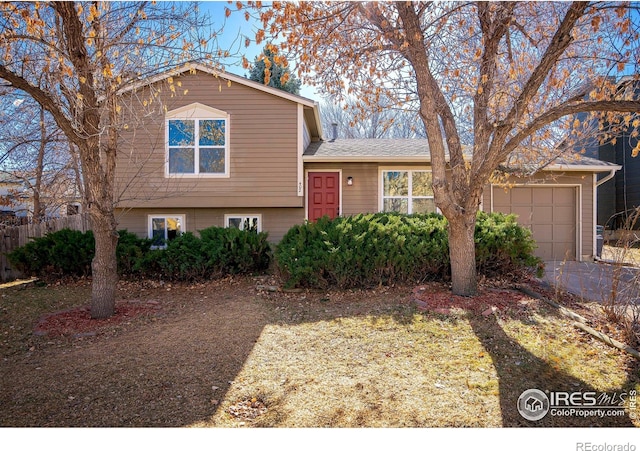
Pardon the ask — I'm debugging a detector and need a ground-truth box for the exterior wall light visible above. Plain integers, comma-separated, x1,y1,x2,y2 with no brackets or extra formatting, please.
347,176,353,186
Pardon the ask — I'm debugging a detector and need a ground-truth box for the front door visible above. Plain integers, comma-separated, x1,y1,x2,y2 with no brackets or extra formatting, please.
308,172,340,222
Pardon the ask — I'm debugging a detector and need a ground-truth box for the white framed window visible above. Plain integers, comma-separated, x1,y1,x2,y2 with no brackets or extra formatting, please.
224,214,262,233
148,214,185,248
165,103,230,177
381,170,436,214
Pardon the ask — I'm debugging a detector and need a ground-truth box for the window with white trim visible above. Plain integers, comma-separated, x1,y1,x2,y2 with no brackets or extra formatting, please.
224,214,261,233
165,103,229,177
381,170,436,214
148,214,185,248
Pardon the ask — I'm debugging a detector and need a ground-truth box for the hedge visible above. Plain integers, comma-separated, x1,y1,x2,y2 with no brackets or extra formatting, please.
275,212,542,289
8,226,271,281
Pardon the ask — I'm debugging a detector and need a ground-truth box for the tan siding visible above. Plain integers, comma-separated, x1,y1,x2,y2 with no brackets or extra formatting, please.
116,207,304,243
116,70,302,209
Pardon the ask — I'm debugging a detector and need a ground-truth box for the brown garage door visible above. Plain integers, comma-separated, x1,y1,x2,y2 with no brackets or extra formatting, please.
492,186,577,261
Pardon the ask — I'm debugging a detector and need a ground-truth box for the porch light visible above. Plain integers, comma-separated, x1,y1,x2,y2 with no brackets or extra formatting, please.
347,176,353,186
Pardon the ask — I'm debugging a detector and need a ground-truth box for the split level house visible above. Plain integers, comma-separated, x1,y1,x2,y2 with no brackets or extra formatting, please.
115,63,621,262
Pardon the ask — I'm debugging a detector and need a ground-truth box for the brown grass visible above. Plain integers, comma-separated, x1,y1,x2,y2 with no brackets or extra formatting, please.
1,275,638,427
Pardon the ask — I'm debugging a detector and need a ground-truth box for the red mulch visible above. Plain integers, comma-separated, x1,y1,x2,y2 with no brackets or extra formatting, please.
34,302,161,338
411,284,538,316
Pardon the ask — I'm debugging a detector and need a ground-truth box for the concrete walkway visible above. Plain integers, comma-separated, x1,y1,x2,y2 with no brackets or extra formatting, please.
541,260,640,304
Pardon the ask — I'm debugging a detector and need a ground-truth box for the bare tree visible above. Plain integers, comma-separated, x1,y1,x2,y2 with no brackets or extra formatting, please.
0,93,76,222
0,1,221,317
320,96,426,139
255,1,640,295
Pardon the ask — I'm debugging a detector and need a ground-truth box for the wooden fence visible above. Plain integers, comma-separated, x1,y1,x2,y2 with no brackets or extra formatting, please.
0,213,91,282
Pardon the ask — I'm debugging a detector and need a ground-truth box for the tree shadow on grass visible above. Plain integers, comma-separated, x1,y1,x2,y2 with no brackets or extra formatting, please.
0,280,273,427
467,309,637,427
2,279,639,427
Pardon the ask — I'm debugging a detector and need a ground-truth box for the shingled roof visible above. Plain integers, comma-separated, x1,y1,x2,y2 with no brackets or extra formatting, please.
303,139,434,161
303,138,620,172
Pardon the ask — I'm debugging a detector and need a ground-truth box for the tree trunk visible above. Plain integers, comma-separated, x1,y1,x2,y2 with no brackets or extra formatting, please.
89,210,118,319
448,212,478,296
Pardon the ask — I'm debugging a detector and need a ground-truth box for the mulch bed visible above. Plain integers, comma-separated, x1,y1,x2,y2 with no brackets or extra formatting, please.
33,301,162,338
411,284,540,316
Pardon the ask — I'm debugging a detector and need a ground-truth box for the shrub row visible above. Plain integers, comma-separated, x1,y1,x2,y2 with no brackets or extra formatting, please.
275,212,542,289
8,226,271,281
8,212,540,287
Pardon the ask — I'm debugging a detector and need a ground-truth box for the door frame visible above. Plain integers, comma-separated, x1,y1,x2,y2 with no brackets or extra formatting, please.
305,169,342,221
489,183,581,261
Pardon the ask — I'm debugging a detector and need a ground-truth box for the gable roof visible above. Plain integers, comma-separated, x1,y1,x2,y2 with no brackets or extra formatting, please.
120,62,324,139
304,138,621,172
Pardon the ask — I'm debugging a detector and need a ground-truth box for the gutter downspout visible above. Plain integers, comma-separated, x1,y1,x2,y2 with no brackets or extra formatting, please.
594,165,621,259
596,166,621,187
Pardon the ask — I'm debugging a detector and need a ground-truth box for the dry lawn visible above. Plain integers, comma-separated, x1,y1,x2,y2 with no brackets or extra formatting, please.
1,275,639,427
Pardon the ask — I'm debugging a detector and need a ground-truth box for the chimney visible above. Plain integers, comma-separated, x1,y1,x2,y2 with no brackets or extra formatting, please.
330,122,338,142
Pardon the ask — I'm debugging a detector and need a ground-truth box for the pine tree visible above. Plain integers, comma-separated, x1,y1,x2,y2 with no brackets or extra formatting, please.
248,46,301,95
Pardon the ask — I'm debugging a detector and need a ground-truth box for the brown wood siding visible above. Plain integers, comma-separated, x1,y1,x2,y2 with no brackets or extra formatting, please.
116,207,304,243
115,71,302,209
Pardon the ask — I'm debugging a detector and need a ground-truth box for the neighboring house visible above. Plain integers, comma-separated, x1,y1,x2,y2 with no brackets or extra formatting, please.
0,172,82,224
581,76,640,230
115,63,620,261
0,173,31,221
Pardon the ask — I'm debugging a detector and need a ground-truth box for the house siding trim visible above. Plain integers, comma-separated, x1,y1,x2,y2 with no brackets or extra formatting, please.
297,104,304,196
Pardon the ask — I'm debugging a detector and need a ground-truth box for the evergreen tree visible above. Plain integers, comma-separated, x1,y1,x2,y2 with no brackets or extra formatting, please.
248,46,301,95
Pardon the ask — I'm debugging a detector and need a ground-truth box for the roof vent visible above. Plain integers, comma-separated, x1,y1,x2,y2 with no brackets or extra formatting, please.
330,123,338,142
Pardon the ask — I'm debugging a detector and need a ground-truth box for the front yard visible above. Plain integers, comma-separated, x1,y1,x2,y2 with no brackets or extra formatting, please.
1,275,638,427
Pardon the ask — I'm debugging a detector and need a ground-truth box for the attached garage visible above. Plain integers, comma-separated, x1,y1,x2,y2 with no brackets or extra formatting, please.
491,186,578,261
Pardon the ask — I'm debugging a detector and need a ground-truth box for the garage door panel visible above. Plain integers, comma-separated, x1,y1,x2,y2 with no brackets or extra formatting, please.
511,189,533,204
532,206,553,223
553,243,575,261
553,188,575,206
511,207,533,224
553,223,576,240
553,207,576,224
532,224,553,237
492,186,577,261
533,188,554,204
492,189,510,207
535,242,554,261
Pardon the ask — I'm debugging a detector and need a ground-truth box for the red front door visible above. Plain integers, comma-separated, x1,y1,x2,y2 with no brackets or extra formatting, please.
308,172,340,222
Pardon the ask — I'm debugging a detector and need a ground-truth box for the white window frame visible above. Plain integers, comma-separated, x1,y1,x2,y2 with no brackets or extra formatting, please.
224,214,262,232
380,169,437,214
148,214,186,249
165,103,230,178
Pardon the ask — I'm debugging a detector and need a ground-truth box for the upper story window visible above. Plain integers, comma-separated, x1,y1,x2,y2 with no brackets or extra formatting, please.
165,103,230,177
381,170,436,214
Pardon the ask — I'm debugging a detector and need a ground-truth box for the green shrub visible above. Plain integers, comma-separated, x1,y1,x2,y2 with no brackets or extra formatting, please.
8,226,271,281
116,230,153,275
8,228,94,277
475,211,542,277
133,226,271,281
275,212,541,289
